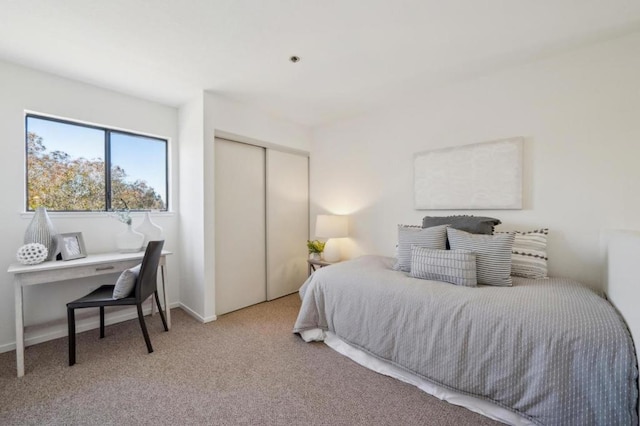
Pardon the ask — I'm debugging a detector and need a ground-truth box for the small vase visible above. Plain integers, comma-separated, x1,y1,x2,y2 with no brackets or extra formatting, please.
135,212,164,250
116,223,144,253
24,207,57,261
309,253,321,261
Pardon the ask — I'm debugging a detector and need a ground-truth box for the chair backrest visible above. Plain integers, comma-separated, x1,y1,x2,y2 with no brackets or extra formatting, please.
135,240,165,302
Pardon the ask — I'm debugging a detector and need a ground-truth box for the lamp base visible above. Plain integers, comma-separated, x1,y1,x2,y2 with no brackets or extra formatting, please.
323,238,341,262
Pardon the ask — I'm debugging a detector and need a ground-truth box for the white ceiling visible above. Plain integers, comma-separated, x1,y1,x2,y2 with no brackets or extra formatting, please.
1,1,640,126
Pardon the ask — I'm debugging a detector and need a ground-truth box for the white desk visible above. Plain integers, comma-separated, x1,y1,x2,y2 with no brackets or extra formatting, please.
7,250,172,377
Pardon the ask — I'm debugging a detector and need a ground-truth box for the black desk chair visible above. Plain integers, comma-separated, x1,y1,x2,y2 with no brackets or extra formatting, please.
67,240,168,366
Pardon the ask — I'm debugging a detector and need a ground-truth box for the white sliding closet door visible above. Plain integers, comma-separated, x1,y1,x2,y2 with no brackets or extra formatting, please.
266,150,309,300
215,138,266,315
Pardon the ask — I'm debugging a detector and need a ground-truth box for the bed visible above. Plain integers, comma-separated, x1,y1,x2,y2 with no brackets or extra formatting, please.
293,254,638,425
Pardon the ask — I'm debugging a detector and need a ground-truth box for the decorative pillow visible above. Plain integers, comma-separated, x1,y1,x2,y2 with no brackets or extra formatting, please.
410,246,477,287
422,215,501,235
393,224,449,272
112,264,141,299
497,228,548,279
446,228,515,286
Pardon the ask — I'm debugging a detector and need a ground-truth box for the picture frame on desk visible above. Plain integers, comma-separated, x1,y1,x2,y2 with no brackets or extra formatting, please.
58,232,87,260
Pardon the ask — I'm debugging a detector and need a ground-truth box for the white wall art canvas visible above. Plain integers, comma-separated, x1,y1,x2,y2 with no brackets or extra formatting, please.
414,137,523,210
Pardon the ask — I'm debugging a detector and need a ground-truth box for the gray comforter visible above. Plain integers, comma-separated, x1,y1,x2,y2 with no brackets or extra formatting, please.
293,255,638,425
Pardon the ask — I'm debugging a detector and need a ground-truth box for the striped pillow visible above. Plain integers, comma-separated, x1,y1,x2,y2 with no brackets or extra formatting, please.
501,229,548,279
447,227,515,286
393,224,448,272
410,247,477,287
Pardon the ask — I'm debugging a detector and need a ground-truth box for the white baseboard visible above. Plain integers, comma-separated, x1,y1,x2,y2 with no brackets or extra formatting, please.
203,314,217,322
0,301,182,354
179,303,217,323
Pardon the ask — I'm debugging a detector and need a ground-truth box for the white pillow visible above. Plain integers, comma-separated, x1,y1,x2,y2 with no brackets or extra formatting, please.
501,228,548,279
112,264,141,299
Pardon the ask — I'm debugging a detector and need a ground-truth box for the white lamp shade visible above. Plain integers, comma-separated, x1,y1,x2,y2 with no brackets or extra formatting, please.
315,215,348,238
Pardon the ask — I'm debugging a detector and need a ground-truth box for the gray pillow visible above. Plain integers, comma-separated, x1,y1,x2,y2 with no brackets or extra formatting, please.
112,264,141,299
410,246,477,287
394,224,448,272
447,228,514,286
422,215,501,235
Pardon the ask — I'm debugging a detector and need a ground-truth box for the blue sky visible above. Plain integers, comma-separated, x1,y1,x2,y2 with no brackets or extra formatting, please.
27,117,167,204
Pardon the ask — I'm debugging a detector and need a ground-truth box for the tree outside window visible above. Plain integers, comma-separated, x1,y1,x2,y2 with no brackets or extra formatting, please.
26,115,168,212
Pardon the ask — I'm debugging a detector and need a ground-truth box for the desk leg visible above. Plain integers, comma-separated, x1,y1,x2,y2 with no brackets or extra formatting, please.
15,279,24,377
161,264,171,329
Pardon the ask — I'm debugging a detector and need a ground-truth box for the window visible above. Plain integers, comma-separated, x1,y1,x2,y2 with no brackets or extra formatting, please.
25,114,168,212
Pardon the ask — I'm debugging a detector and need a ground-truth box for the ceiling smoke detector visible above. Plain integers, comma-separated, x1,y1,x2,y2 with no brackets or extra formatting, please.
289,56,300,63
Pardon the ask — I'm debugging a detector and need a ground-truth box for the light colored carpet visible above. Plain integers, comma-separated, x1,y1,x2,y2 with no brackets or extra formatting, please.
0,294,501,425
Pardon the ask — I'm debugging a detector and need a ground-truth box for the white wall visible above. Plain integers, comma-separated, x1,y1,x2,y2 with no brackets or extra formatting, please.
177,95,206,320
178,92,312,321
311,32,640,289
0,60,180,352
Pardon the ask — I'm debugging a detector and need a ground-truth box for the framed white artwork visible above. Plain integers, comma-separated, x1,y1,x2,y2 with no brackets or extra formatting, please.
58,232,88,260
414,137,523,210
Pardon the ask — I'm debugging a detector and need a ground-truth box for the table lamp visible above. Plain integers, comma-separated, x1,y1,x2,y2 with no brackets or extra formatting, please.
315,215,348,262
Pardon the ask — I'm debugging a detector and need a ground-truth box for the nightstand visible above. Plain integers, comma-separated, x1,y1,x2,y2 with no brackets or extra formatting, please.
307,258,338,276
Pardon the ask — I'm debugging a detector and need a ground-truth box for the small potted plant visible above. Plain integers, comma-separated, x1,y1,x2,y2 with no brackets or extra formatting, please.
307,240,325,260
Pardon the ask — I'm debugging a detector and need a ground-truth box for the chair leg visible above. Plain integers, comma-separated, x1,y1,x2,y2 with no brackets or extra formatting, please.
154,291,168,332
67,307,76,366
99,307,105,338
137,303,153,353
